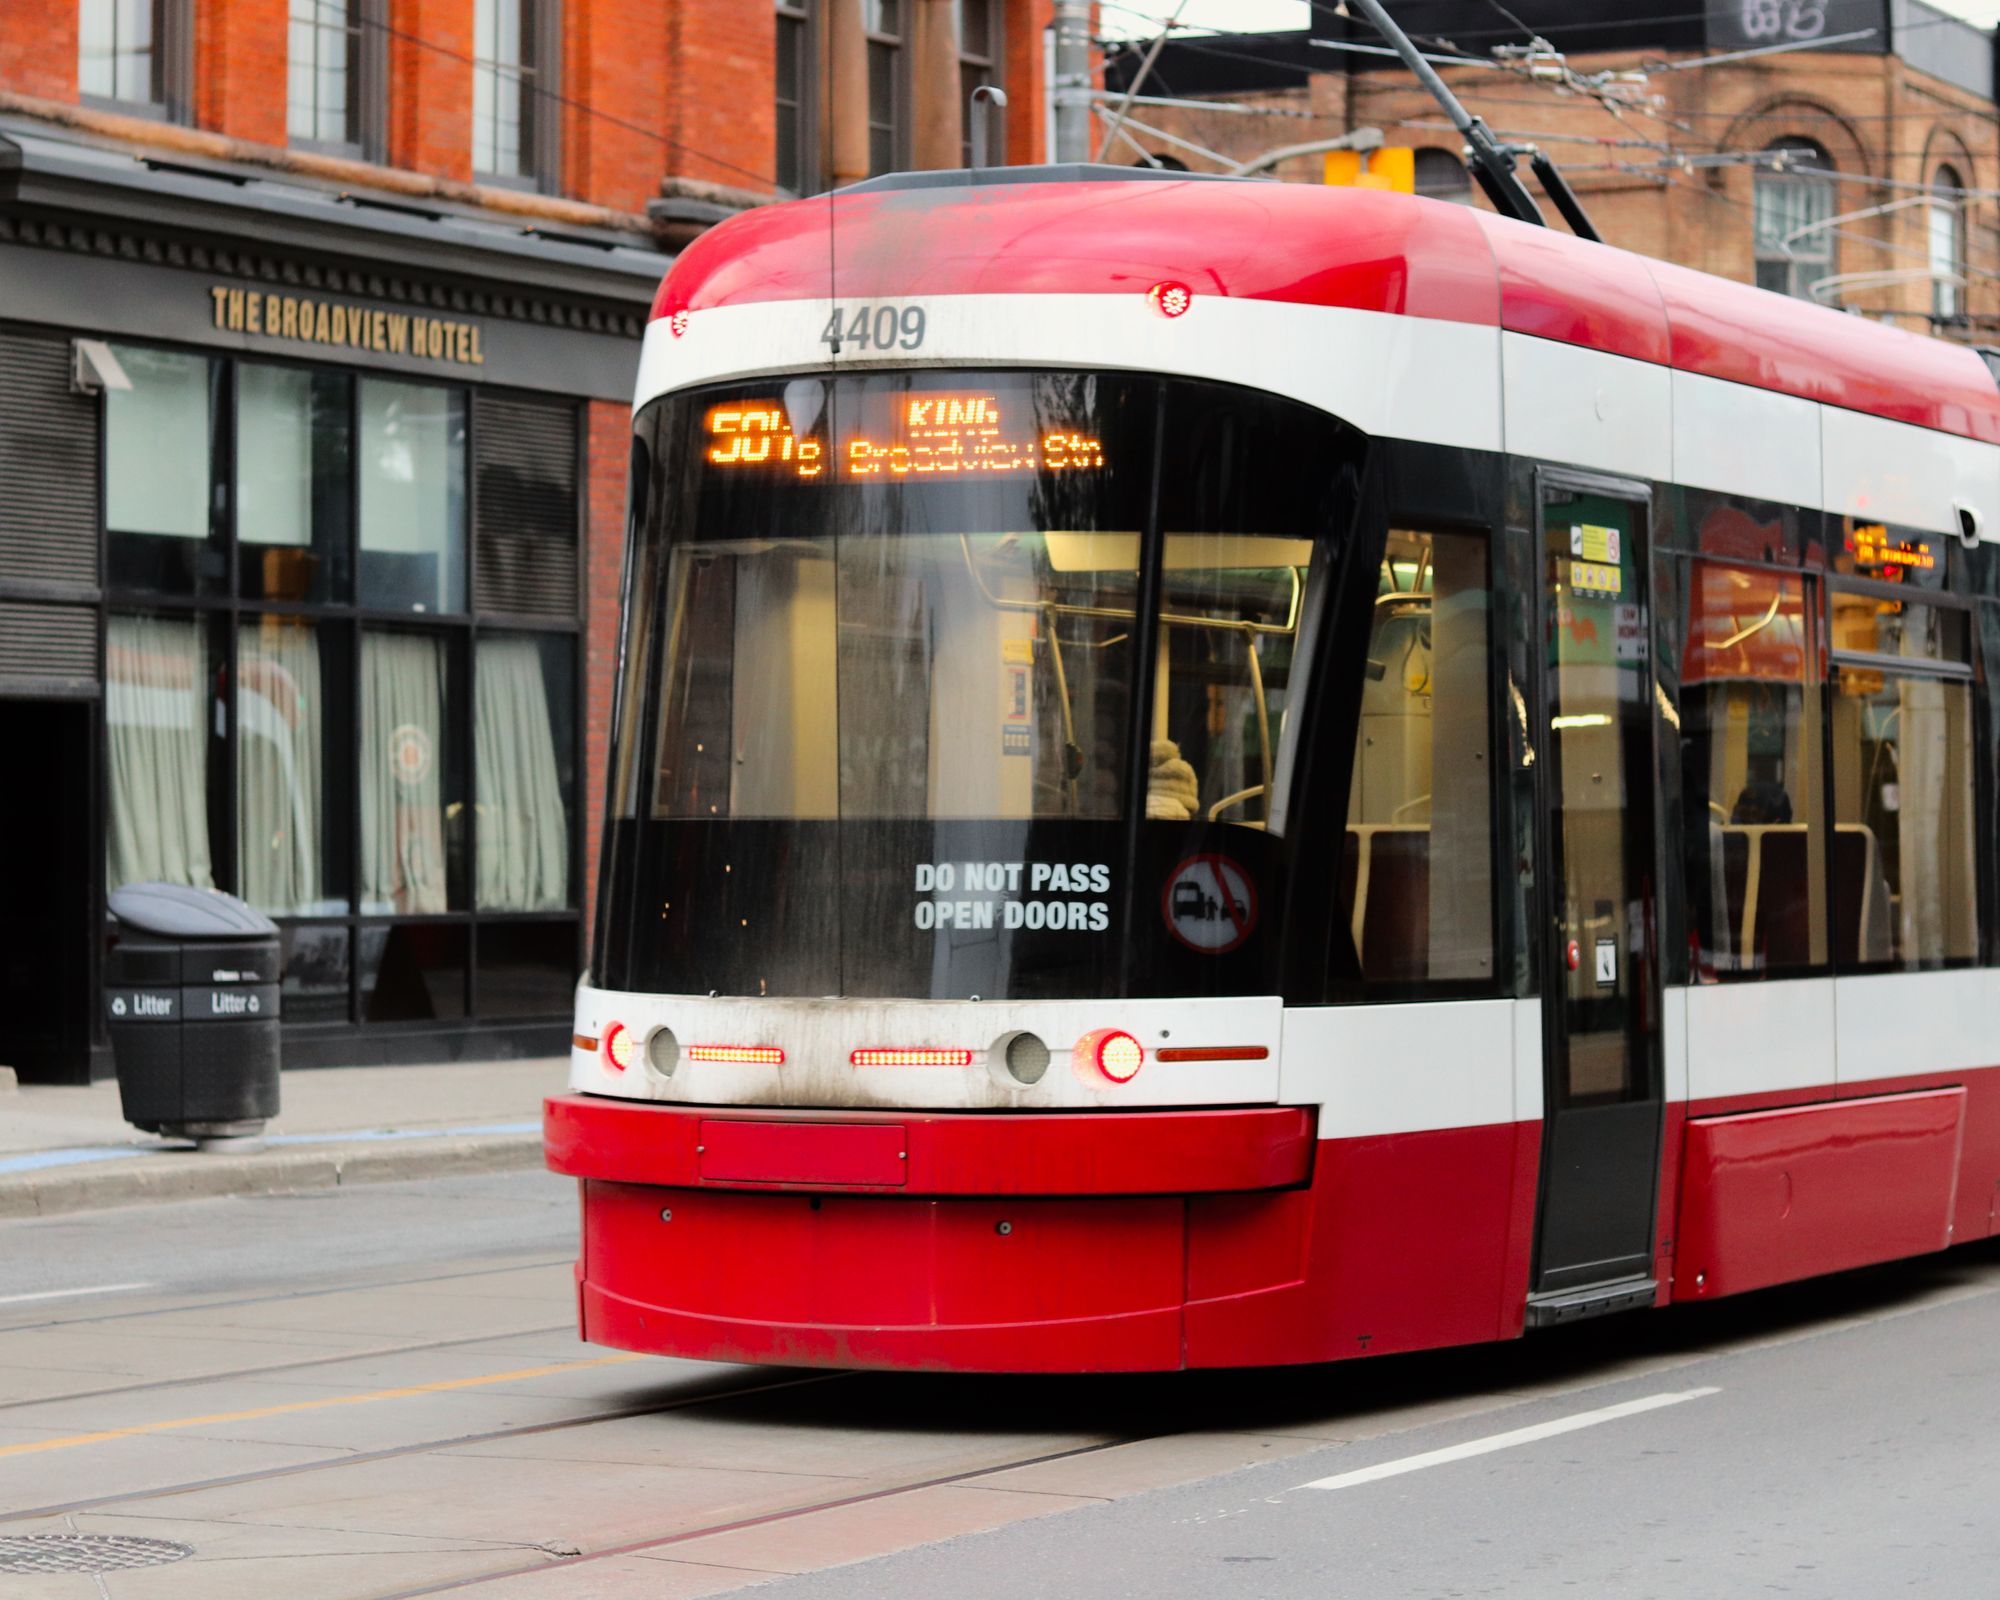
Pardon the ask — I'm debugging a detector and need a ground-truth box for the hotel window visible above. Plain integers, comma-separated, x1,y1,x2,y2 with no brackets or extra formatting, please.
288,0,383,153
956,0,998,168
473,0,560,185
97,345,582,1034
776,0,816,195
1754,138,1836,302
79,0,190,116
865,0,904,176
1930,165,1965,323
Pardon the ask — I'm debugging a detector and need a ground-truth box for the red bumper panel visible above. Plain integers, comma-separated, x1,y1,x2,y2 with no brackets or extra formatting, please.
1676,1086,1966,1299
546,1094,1315,1195
583,1180,1186,1371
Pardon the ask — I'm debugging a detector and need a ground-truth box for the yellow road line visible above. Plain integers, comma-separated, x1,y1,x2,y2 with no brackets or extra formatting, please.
0,1352,649,1459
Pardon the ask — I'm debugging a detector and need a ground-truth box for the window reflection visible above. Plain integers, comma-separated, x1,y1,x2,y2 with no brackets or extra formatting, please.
359,380,467,613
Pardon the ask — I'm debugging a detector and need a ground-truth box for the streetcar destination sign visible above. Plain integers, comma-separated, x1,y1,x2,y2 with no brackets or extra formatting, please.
705,394,1106,481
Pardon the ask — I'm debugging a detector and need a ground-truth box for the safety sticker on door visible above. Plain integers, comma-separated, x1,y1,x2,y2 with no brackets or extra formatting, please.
1594,938,1618,986
1163,855,1258,954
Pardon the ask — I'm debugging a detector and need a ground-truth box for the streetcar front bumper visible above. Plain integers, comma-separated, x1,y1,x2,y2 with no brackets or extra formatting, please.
545,1093,1317,1373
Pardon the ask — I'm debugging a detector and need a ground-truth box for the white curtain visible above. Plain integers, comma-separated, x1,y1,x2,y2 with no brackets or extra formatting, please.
361,632,448,914
106,348,210,538
475,637,569,910
237,619,323,914
106,615,214,891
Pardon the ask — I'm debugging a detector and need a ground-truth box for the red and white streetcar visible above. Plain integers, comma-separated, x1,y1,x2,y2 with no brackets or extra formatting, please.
545,158,2000,1371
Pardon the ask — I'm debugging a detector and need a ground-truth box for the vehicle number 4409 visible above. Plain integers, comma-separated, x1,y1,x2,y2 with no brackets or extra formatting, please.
821,304,926,353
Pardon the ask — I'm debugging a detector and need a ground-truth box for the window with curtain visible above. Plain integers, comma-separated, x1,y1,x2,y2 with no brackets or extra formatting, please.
239,616,350,917
106,614,214,892
79,0,158,102
866,0,902,176
776,0,814,195
1930,165,1964,322
288,0,358,146
475,634,572,909
238,364,352,603
361,631,452,914
1754,138,1836,301
358,379,467,614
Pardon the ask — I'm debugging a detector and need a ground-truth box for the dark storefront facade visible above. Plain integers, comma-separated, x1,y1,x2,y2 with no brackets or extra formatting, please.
0,123,661,1082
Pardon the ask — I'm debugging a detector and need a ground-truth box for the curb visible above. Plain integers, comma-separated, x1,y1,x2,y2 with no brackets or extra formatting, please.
0,1133,544,1221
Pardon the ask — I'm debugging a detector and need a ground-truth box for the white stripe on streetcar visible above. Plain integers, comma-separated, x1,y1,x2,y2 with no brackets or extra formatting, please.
1296,1387,1721,1492
0,1282,154,1307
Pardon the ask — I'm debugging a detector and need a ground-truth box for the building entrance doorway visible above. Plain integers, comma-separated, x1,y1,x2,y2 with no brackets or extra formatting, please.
0,700,98,1084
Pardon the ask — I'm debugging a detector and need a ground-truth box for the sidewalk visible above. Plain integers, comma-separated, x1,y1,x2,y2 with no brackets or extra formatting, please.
0,1058,568,1220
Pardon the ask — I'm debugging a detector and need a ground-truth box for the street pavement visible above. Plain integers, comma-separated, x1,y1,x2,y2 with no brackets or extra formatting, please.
1,1169,1995,1598
0,1059,563,1219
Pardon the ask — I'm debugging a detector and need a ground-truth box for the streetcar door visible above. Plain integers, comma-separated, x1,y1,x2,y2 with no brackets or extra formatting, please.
1530,476,1664,1313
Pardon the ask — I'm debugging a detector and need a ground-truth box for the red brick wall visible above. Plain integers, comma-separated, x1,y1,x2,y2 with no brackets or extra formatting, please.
564,0,672,213
388,0,473,182
664,0,776,192
0,0,78,101
581,397,631,952
197,0,287,143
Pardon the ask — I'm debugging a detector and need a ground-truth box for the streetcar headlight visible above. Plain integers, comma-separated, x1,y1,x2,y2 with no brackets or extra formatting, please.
646,1026,680,1078
997,1031,1050,1086
1073,1027,1144,1085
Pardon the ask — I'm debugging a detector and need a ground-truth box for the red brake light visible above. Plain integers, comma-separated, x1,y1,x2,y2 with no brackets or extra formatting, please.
685,1044,785,1065
850,1048,976,1067
1074,1028,1144,1084
1147,281,1193,318
1155,1045,1270,1063
602,1022,638,1072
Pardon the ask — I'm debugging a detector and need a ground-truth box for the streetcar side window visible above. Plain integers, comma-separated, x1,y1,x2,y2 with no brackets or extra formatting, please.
1678,562,1827,978
1338,527,1494,986
1143,535,1313,829
1826,561,1977,969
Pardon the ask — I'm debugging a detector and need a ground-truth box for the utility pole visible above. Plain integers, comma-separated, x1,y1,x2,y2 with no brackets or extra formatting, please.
1051,0,1093,164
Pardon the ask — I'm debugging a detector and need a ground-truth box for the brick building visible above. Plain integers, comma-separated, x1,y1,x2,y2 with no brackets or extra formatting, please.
0,0,1051,1081
1109,0,2000,341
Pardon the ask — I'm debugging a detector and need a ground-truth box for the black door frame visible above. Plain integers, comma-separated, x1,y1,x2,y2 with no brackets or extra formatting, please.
1527,464,1667,1300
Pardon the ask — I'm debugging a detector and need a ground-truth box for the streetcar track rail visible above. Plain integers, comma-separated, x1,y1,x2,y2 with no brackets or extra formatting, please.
0,1369,855,1524
369,1431,1152,1600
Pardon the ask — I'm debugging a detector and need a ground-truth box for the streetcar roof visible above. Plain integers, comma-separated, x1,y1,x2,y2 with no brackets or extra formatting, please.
653,166,2000,447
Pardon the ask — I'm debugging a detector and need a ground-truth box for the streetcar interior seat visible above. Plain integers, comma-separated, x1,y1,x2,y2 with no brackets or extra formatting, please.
1714,822,1886,970
1341,824,1430,982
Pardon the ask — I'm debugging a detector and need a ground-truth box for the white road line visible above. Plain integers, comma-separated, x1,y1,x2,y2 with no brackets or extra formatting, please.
0,1283,154,1307
1296,1388,1721,1492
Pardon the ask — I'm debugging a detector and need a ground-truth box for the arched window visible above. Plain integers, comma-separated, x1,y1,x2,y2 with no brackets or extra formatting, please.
1930,164,1965,322
1413,146,1472,203
1753,137,1836,301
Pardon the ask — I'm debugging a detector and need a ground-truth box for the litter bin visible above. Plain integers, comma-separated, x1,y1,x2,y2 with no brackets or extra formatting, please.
105,883,281,1142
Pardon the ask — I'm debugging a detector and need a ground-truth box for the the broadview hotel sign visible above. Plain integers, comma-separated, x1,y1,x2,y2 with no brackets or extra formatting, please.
208,284,486,366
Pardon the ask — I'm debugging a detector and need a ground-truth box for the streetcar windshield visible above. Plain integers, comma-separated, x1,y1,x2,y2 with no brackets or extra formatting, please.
597,370,1353,1000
